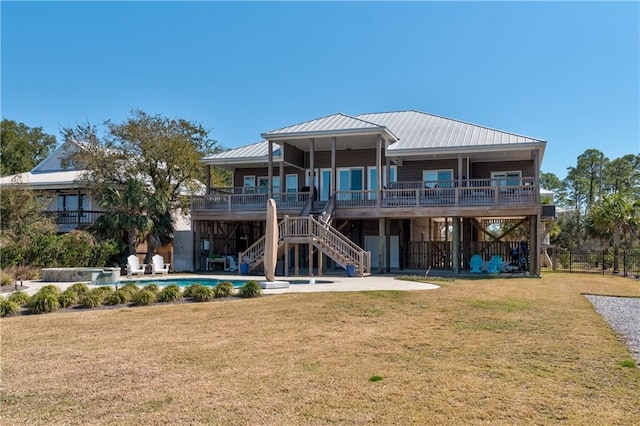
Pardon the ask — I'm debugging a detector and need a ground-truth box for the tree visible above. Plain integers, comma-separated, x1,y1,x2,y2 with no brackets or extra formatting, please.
587,193,639,272
565,149,608,213
0,119,57,176
539,171,567,207
63,110,223,259
603,154,640,198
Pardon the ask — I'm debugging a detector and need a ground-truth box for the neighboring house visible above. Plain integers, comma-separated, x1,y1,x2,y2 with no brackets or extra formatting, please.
0,140,194,271
193,110,554,277
0,140,99,234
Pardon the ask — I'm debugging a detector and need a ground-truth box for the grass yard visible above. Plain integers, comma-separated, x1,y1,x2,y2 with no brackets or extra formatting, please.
1,273,639,425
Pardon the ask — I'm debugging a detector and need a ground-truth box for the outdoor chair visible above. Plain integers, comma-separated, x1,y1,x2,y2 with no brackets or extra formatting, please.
224,256,238,272
126,255,145,278
150,254,170,276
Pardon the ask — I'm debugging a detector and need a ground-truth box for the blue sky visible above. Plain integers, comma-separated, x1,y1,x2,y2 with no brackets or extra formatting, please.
2,1,638,179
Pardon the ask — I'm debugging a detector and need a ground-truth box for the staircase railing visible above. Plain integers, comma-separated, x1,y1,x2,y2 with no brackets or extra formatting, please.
318,195,335,227
239,215,370,276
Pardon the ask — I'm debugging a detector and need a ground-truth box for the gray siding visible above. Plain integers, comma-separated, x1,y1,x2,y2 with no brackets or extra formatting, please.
471,160,534,178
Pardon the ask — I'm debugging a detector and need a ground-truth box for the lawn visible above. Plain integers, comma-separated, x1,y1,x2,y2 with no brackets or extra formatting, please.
1,273,639,425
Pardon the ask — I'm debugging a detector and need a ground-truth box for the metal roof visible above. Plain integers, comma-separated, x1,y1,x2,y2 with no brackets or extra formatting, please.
356,110,545,153
0,170,88,190
202,141,280,163
262,113,391,139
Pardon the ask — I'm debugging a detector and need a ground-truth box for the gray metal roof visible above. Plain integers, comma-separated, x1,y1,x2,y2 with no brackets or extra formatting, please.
203,141,279,160
356,110,545,152
262,113,390,138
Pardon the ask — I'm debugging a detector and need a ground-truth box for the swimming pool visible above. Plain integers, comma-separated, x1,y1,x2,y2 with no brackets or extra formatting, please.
110,277,334,288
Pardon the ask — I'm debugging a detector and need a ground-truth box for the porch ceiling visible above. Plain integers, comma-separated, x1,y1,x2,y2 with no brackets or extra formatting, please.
279,133,383,152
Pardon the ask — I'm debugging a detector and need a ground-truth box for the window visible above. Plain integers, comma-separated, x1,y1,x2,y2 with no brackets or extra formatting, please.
423,169,453,188
286,174,298,193
257,177,280,194
491,171,522,187
243,176,255,194
57,194,88,211
368,165,397,199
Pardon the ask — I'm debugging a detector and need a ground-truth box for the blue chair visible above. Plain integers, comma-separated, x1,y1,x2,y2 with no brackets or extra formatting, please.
469,254,483,273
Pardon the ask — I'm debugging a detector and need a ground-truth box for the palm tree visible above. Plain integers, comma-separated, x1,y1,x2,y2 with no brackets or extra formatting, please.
587,193,639,272
92,179,152,256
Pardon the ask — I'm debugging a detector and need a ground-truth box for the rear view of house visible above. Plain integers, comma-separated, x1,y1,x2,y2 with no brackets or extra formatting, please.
192,110,552,276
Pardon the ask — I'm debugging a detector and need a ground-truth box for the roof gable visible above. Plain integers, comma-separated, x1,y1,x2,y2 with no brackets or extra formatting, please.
262,113,388,138
31,140,82,174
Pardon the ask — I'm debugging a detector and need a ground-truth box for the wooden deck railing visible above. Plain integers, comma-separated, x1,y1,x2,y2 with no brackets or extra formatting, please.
192,179,540,212
239,216,370,276
44,210,103,226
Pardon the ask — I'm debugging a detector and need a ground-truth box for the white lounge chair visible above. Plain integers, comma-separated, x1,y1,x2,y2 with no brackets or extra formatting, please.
150,254,170,276
127,255,145,278
225,255,238,272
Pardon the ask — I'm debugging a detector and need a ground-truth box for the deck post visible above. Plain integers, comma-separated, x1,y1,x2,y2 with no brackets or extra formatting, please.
294,244,299,276
378,218,385,274
309,138,315,201
452,216,460,275
376,135,382,208
284,242,289,277
385,219,391,273
331,137,337,203
268,140,273,199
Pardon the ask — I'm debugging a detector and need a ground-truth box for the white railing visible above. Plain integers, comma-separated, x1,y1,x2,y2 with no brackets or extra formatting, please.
239,215,370,276
193,179,539,212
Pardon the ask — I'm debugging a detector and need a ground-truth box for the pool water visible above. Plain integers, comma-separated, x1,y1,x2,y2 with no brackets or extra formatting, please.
110,278,335,288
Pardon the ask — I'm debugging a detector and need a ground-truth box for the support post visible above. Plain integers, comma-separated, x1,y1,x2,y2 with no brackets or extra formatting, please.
294,244,300,276
284,242,289,277
331,137,337,201
378,218,385,274
452,217,460,275
268,140,273,199
385,219,391,273
376,135,382,208
309,138,315,201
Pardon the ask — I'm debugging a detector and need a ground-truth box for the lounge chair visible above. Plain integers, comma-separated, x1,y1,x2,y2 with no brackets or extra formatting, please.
150,254,170,276
127,255,145,278
225,255,238,272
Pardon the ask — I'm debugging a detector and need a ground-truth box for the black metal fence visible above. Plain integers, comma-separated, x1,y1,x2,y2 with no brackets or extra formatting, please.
541,247,640,278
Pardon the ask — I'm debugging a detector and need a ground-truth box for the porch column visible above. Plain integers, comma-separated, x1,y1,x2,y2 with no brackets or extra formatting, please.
284,242,289,277
452,216,460,275
529,214,539,276
385,219,391,273
533,149,540,186
308,243,314,277
205,165,211,194
376,135,382,207
279,160,284,197
331,137,336,200
309,138,315,201
194,221,201,271
378,218,385,274
268,140,273,199
457,155,463,187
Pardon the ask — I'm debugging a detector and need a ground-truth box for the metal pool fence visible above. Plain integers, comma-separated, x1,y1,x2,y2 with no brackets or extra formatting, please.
541,247,640,278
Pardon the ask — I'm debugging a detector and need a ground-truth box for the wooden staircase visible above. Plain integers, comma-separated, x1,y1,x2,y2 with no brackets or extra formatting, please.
239,215,371,277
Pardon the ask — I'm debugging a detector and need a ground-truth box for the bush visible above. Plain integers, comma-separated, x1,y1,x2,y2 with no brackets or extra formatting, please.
8,291,30,305
67,282,90,296
142,283,160,294
80,288,106,309
214,281,235,298
58,289,79,308
29,288,60,314
191,286,215,302
237,281,262,298
1,273,14,287
133,289,156,306
157,284,181,303
0,297,19,317
118,283,139,298
183,283,203,298
105,289,132,306
94,286,114,297
39,285,61,296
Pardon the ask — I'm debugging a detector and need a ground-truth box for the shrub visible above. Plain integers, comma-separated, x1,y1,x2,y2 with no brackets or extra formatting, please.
214,281,235,298
58,289,79,308
1,273,14,287
119,283,139,298
142,283,160,294
237,281,262,298
105,289,131,306
80,288,107,309
191,286,215,302
39,285,61,296
8,291,30,305
94,286,114,296
157,284,181,303
183,283,203,298
133,289,156,306
0,297,19,317
29,289,60,314
67,282,90,296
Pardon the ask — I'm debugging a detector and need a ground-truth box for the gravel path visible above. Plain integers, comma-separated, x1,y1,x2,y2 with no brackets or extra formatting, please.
585,295,640,364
